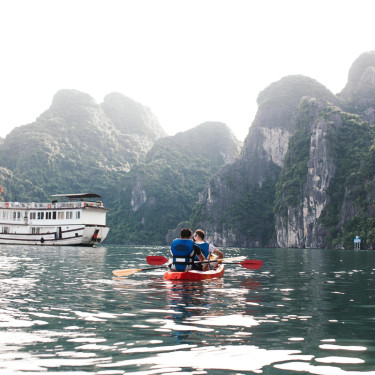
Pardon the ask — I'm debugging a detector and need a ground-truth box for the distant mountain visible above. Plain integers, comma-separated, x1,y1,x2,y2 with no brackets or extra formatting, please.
340,51,375,104
0,91,240,245
191,51,375,249
0,90,166,203
102,92,164,140
109,122,241,244
2,51,375,249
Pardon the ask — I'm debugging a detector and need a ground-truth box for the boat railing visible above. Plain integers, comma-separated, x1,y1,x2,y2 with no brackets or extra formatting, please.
0,201,104,209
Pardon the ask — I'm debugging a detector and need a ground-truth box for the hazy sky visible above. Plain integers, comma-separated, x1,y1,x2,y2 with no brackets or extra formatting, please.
1,0,374,141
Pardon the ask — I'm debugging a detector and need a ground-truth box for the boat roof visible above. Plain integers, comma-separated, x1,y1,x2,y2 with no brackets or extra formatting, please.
51,193,101,200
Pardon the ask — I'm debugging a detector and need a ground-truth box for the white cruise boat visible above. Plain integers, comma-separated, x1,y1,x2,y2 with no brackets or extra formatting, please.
0,193,109,246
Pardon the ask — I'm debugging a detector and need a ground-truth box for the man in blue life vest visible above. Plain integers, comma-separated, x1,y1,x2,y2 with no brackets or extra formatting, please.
193,229,223,269
170,228,209,271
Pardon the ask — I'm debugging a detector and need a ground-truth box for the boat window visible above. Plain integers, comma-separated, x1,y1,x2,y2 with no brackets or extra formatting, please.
31,227,40,234
66,211,73,219
58,212,64,220
76,211,80,219
30,212,36,220
12,211,21,221
53,212,56,220
3,226,9,233
46,212,52,220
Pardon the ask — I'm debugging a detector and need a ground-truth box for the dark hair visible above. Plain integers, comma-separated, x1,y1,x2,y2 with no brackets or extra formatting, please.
195,229,205,240
180,227,192,239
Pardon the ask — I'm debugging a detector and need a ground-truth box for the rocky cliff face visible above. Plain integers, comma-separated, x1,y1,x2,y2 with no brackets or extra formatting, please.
276,90,375,249
242,75,336,183
191,76,337,247
2,52,375,248
275,99,339,248
193,52,375,249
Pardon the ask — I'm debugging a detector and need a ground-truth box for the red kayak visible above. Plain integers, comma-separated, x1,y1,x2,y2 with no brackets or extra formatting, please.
163,264,225,281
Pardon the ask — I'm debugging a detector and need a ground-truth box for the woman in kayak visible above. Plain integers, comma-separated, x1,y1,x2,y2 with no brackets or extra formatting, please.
193,229,224,269
170,228,209,272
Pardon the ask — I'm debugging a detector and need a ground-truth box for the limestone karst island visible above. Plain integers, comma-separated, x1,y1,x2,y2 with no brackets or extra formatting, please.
1,51,375,249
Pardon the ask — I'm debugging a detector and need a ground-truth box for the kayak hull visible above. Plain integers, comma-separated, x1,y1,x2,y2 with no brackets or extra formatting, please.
163,264,225,281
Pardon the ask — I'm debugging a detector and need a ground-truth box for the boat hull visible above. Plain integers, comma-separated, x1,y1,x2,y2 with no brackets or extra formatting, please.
163,264,224,281
0,225,109,246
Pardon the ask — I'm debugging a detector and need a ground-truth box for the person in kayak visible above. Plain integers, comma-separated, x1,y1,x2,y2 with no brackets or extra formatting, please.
170,228,209,272
193,229,223,269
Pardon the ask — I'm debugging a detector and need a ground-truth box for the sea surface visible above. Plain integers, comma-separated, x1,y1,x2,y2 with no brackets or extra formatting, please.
0,245,374,374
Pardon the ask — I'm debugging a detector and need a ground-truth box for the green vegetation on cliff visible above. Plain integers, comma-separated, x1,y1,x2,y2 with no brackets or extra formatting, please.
319,111,375,248
1,52,375,249
108,122,240,244
226,178,277,245
274,101,312,216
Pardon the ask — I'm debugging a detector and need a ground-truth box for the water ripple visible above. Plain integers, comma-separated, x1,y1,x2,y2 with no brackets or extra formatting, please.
0,245,374,373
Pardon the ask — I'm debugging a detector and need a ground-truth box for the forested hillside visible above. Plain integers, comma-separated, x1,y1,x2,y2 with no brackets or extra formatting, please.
1,51,375,249
0,93,240,244
109,122,240,244
0,89,167,241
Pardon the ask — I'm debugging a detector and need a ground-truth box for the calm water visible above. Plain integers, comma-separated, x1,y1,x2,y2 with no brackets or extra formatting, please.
0,245,375,374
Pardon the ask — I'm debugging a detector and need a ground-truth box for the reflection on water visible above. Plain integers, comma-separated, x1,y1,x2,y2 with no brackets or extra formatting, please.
0,245,374,374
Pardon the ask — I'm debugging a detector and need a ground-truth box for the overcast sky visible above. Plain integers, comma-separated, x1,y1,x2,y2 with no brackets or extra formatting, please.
1,0,374,141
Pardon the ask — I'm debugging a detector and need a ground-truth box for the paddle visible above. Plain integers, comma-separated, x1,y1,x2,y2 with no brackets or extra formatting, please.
113,258,263,277
112,265,167,277
147,255,241,265
113,256,263,278
234,259,263,269
146,255,263,269
146,255,169,265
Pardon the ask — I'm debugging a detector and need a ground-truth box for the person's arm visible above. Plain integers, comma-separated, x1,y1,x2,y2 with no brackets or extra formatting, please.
213,248,223,259
194,244,210,271
198,253,210,271
209,243,223,259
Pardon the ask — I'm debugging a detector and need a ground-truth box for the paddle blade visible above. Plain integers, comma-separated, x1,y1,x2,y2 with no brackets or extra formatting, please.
146,256,168,265
240,260,263,269
112,268,141,277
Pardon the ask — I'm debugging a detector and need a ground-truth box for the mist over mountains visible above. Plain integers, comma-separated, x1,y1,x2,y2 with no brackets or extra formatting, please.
1,51,375,249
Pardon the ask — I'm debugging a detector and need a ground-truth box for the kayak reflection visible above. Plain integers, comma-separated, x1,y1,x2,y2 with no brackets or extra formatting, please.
163,279,224,344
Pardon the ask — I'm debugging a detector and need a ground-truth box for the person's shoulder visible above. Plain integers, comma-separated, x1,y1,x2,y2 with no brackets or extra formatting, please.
175,238,194,244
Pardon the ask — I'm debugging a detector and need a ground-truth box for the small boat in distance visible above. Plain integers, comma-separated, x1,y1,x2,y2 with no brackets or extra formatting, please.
0,193,109,246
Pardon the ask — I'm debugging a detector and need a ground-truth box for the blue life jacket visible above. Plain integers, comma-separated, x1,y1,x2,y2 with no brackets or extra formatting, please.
170,239,195,271
194,242,210,259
